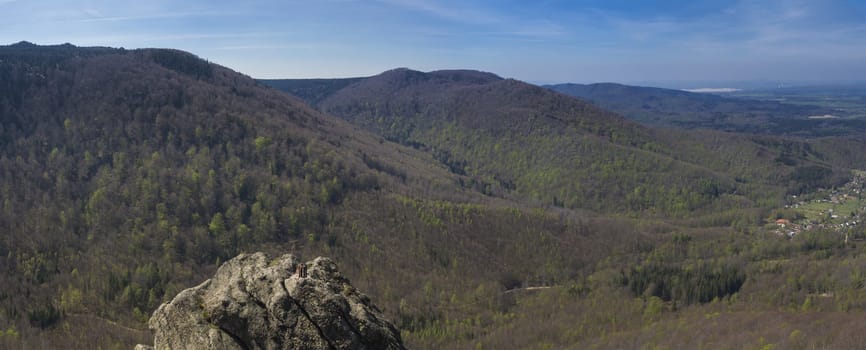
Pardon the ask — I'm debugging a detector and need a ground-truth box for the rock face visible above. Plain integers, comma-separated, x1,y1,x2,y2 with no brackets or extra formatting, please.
143,253,406,350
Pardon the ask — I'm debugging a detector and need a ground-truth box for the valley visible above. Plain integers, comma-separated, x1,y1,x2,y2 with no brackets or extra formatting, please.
3,43,866,349
775,172,866,238
545,82,866,137
729,85,866,120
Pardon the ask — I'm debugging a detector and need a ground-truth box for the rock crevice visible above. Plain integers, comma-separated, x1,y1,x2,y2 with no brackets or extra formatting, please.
281,279,338,350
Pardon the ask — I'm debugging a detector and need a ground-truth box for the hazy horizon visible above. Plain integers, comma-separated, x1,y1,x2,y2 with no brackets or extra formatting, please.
3,0,866,85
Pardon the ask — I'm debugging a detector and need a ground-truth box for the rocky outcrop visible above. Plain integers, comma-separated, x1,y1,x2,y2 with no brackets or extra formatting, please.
141,253,405,350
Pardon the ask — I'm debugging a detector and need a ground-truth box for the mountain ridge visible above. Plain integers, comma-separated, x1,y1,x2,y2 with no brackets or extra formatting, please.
265,68,860,215
0,43,476,348
6,44,866,350
0,42,662,350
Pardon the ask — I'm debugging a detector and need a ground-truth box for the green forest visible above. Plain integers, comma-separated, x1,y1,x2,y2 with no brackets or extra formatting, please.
4,43,866,349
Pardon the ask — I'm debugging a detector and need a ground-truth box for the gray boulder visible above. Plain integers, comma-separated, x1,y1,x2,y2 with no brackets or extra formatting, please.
141,253,406,350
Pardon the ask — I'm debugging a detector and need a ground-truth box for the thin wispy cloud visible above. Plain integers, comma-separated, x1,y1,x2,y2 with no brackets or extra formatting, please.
377,0,501,24
69,10,234,23
213,44,333,51
582,0,866,57
509,21,568,40
3,0,865,81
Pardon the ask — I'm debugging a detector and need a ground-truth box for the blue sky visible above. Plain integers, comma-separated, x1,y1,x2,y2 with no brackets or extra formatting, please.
2,0,866,85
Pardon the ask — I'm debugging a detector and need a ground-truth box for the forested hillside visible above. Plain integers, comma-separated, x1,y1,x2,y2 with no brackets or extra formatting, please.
546,82,866,137
0,43,487,347
269,69,862,216
0,42,705,349
6,44,866,349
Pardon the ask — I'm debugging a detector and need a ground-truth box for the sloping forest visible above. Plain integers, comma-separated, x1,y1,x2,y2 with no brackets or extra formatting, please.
273,69,864,215
3,44,866,349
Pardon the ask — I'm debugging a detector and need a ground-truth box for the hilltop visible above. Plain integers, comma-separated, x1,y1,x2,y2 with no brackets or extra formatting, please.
0,43,473,347
5,44,866,349
266,69,861,215
0,43,676,350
